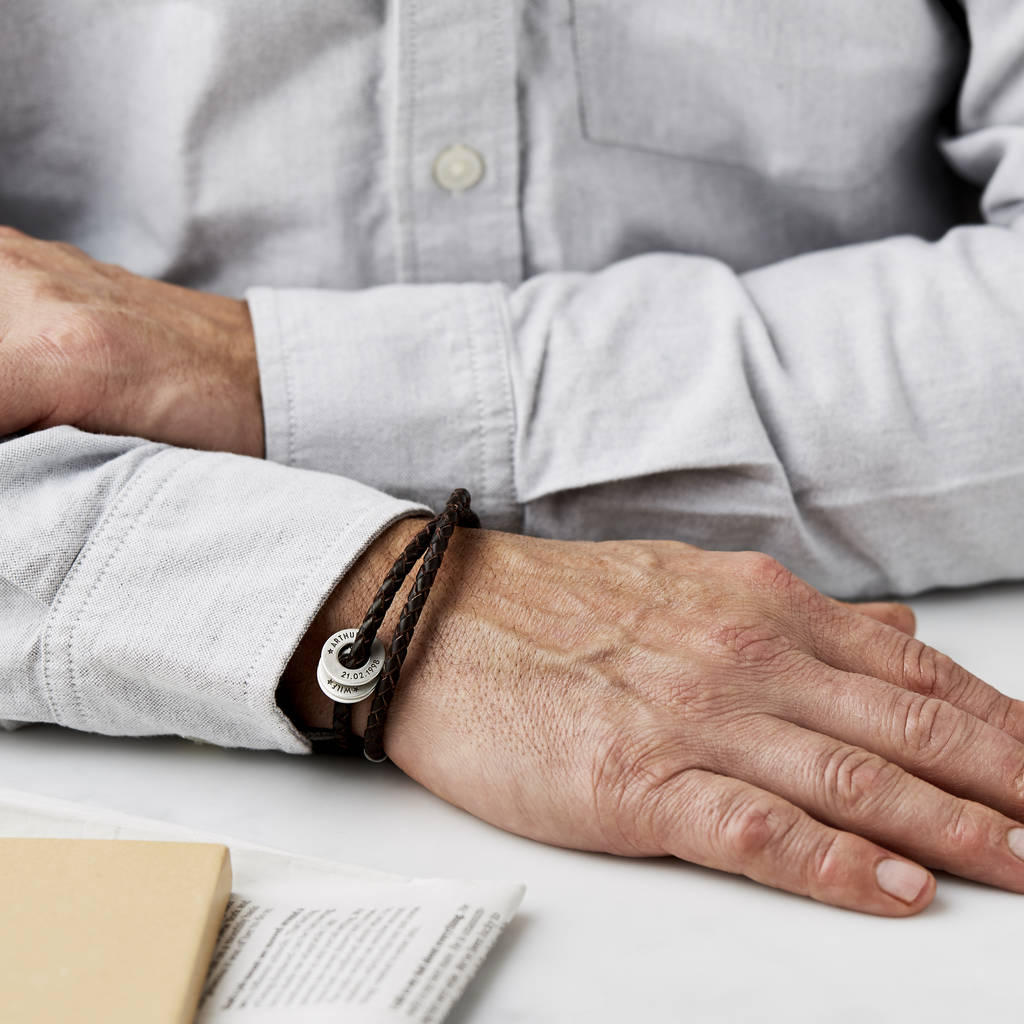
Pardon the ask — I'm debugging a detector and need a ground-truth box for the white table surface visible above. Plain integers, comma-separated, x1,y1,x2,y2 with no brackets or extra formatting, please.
2,582,1023,1023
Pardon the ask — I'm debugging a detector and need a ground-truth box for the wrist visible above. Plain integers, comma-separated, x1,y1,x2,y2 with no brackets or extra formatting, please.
277,515,428,735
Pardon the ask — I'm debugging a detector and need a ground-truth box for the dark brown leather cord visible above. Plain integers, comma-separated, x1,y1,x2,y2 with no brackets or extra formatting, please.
310,488,477,760
305,700,355,756
338,518,439,671
362,489,477,762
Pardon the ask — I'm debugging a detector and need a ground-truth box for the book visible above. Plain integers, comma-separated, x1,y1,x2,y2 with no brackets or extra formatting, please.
0,838,231,1024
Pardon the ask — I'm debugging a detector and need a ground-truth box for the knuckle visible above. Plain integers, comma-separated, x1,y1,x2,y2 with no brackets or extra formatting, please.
719,794,801,863
589,726,651,801
942,801,991,854
822,746,902,815
733,551,826,626
894,636,968,702
736,551,795,592
896,693,969,763
937,660,976,705
1012,756,1024,803
588,722,683,849
984,692,1016,734
805,830,853,896
892,636,934,693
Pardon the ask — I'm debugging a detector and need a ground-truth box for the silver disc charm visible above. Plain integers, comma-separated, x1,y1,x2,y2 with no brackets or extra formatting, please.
317,628,386,704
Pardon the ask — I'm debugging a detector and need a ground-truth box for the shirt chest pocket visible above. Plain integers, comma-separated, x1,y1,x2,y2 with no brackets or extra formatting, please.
570,0,961,190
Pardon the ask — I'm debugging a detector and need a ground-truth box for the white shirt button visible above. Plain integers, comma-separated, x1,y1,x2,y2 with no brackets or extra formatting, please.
432,144,485,193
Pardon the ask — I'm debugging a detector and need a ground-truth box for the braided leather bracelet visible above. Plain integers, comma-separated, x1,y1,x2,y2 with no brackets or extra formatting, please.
305,489,479,762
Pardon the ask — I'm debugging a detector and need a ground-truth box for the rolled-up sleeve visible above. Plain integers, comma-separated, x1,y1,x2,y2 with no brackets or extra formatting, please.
0,426,425,751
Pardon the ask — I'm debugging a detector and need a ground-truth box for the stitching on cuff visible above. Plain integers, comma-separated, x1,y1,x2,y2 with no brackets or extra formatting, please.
67,452,199,734
270,291,298,467
461,288,491,511
247,287,294,467
487,282,522,519
41,447,183,730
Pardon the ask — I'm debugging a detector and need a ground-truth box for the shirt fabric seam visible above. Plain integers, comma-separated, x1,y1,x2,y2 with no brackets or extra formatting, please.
66,451,200,734
41,446,183,729
271,290,298,466
487,282,523,523
461,289,491,512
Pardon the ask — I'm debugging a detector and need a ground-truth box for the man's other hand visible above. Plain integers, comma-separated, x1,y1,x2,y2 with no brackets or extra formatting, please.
0,225,263,456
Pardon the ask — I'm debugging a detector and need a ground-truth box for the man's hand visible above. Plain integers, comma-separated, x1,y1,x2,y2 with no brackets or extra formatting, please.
0,226,263,456
285,522,1024,917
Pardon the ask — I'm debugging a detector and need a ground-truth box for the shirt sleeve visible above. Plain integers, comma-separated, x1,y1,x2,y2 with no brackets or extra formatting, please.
0,426,426,750
245,0,1024,600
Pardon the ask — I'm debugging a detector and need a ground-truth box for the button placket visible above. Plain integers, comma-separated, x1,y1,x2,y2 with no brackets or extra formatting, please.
391,0,521,284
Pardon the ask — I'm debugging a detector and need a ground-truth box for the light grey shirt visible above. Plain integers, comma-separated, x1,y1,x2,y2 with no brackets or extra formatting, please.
3,1,1023,751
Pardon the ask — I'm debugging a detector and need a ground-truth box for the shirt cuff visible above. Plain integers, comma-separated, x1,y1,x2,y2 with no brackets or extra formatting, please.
246,283,520,531
39,442,427,753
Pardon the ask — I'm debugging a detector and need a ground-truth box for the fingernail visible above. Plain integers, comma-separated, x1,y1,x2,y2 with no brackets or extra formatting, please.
876,858,929,904
1008,828,1024,861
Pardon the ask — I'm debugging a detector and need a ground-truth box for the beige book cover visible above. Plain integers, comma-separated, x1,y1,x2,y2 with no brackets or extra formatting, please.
0,838,231,1024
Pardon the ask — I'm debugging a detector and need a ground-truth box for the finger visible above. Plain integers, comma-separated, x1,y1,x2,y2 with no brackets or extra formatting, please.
725,716,1024,893
649,767,934,916
810,599,1024,743
770,659,1024,821
830,598,915,636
